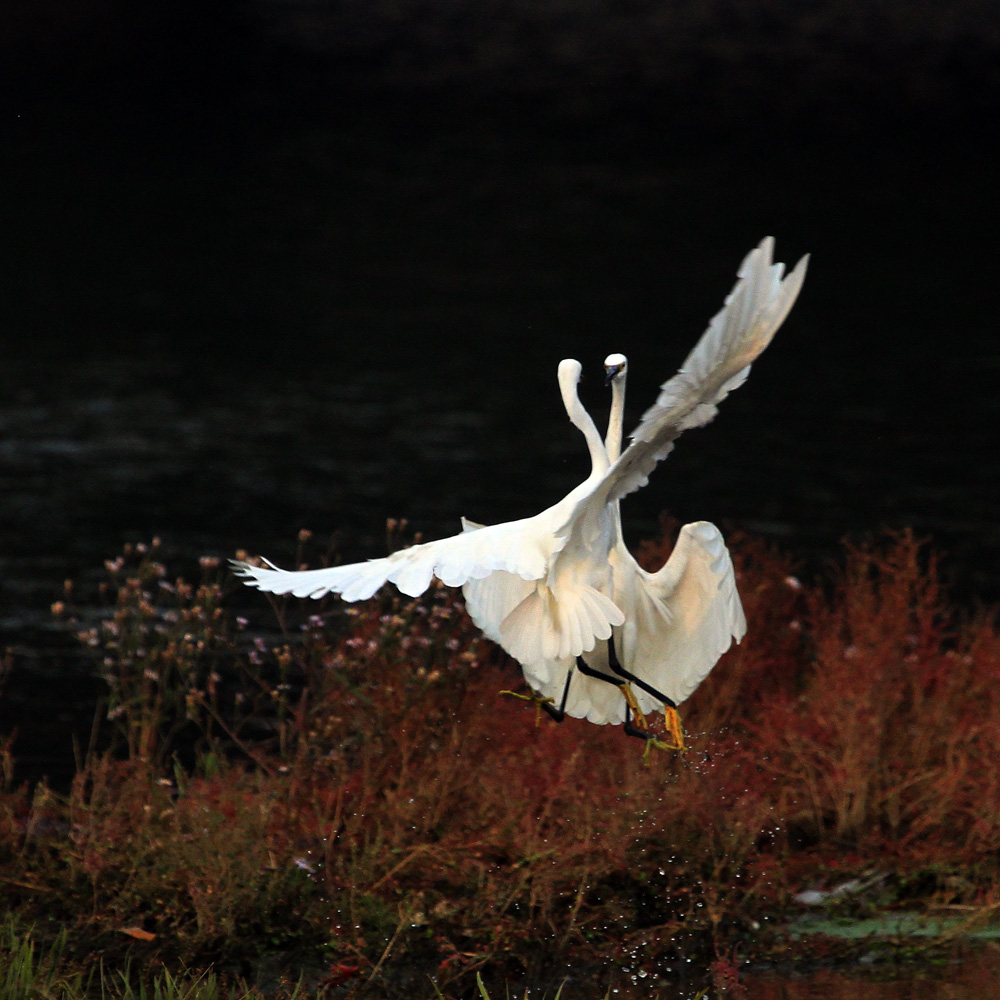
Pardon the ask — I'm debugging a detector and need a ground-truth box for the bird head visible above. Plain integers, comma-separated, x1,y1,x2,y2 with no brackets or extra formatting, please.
603,353,627,385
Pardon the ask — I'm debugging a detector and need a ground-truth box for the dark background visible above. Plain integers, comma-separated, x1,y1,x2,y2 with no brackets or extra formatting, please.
1,1,999,774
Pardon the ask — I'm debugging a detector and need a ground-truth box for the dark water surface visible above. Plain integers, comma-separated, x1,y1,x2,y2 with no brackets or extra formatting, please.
3,104,999,583
741,946,1000,999
478,940,1000,998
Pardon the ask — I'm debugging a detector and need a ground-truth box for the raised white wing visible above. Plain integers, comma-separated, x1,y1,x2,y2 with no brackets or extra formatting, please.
620,521,745,711
570,239,807,541
234,513,554,602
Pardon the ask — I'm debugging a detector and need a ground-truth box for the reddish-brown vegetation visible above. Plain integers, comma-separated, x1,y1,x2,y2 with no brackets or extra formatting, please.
1,527,999,995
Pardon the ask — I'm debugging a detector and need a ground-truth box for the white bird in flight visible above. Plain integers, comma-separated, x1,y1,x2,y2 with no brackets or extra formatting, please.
478,350,748,746
234,237,808,744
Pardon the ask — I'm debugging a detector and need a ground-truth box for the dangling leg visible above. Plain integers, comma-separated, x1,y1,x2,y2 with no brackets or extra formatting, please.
500,663,576,725
606,635,685,750
623,701,675,762
605,634,675,708
512,656,645,731
574,655,622,687
575,655,654,743
539,667,573,722
623,701,654,741
502,641,684,748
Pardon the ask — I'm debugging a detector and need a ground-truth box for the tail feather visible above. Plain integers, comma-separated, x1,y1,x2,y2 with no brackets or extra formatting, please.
499,584,623,663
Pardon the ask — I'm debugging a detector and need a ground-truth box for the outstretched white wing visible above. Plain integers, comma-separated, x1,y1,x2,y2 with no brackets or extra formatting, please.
234,513,555,602
570,239,807,545
619,521,745,712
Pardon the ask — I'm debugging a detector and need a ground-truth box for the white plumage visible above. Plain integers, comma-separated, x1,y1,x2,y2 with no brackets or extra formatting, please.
234,237,808,730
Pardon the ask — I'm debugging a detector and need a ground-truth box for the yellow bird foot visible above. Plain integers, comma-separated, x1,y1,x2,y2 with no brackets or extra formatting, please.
498,688,555,727
629,704,686,761
641,735,674,764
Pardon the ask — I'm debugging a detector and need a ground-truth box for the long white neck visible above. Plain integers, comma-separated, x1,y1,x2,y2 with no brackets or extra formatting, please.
558,359,609,477
603,360,627,548
605,369,626,463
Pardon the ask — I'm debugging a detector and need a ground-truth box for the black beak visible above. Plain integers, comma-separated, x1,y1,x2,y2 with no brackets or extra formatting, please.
604,364,624,385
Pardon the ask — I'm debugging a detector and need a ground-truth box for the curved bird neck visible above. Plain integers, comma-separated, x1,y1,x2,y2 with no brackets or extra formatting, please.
558,359,609,478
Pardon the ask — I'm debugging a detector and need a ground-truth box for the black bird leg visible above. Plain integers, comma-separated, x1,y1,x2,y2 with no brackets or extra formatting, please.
605,634,677,709
543,655,623,722
501,653,617,725
540,668,573,722
522,640,684,750
623,702,656,741
574,655,624,687
574,652,655,742
606,635,686,749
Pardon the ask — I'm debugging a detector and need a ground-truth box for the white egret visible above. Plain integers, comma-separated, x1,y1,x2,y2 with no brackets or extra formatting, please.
495,352,748,745
234,237,808,741
461,351,748,745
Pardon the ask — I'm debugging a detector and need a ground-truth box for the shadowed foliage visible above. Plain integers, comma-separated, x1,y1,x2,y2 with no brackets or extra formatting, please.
1,527,999,996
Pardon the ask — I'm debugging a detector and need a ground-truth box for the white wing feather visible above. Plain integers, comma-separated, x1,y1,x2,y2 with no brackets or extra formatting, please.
459,518,539,646
458,515,625,664
621,521,745,712
234,513,553,601
576,238,808,528
518,522,745,726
